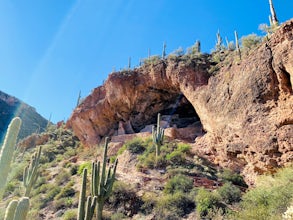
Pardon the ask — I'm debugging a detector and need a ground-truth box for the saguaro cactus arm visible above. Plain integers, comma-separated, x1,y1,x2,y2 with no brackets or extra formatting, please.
0,117,22,198
4,197,30,220
23,146,42,197
78,168,87,220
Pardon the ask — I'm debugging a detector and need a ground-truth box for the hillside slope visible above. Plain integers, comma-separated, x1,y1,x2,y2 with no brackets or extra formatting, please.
0,90,48,142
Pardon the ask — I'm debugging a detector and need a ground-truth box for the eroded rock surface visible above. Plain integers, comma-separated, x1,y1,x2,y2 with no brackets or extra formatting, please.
67,19,293,180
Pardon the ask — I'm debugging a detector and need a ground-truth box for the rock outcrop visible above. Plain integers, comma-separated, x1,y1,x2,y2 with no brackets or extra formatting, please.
0,90,48,141
67,19,293,181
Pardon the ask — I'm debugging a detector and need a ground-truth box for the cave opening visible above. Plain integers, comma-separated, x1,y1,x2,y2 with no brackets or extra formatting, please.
279,67,293,94
159,94,201,129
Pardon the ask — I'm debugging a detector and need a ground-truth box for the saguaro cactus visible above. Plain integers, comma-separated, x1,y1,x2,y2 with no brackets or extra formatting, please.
92,138,118,220
0,117,22,198
162,42,166,59
4,197,30,220
152,113,164,160
78,138,118,220
234,30,241,60
269,0,278,26
215,30,223,52
23,146,42,197
78,169,97,220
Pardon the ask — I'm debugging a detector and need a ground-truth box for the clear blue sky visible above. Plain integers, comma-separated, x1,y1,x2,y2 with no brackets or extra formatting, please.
0,0,292,123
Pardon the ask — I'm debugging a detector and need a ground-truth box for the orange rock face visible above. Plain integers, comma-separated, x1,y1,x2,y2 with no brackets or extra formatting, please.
67,19,293,178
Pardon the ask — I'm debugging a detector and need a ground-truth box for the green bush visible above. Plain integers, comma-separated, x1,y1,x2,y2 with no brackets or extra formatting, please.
241,33,262,50
54,183,75,200
217,182,242,204
77,161,92,175
195,187,221,218
236,167,293,219
141,192,157,215
166,151,185,165
125,137,146,154
108,181,142,217
219,169,247,187
70,164,78,175
176,143,191,153
155,191,195,218
111,212,127,220
63,209,77,220
164,174,193,195
55,169,71,185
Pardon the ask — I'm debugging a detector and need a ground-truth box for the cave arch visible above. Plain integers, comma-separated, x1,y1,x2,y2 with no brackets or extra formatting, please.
128,93,204,142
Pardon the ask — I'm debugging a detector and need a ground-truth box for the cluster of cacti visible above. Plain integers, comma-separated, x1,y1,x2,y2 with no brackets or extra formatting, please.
78,138,118,220
152,113,164,160
4,146,42,220
4,197,30,220
0,117,22,199
0,117,42,220
23,146,42,197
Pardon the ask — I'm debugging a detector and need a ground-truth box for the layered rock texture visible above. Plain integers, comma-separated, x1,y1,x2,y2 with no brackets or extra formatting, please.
67,19,293,180
0,90,48,141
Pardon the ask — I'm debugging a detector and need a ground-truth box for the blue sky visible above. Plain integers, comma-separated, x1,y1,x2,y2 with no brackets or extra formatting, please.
0,0,292,123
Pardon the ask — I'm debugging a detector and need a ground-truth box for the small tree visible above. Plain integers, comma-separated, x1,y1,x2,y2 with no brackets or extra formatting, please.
241,34,262,51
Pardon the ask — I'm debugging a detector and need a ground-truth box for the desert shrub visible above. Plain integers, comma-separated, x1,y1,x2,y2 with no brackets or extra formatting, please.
70,164,78,175
142,55,161,65
195,187,221,218
110,212,127,220
125,137,146,154
241,33,262,50
217,182,242,204
54,181,75,200
77,161,92,175
108,181,142,217
63,209,77,220
166,151,185,165
236,167,293,219
219,169,247,187
164,174,193,195
141,192,157,215
155,191,195,218
55,169,71,185
117,144,127,155
176,143,191,153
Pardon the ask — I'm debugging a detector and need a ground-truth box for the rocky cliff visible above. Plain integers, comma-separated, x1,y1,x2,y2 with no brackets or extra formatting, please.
0,90,48,142
67,19,293,181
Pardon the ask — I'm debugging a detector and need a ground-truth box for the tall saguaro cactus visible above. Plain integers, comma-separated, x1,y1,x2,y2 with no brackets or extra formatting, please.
269,0,278,26
92,138,118,220
152,113,164,160
0,117,22,198
78,169,97,220
162,42,166,59
234,31,241,60
78,138,118,220
4,197,30,220
23,146,42,197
